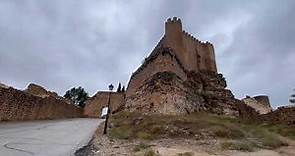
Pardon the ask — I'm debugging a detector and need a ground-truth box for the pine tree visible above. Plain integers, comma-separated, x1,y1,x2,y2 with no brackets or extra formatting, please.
64,86,89,108
117,83,122,92
121,86,125,92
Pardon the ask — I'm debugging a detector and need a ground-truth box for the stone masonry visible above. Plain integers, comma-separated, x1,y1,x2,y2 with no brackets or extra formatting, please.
124,18,257,116
242,95,272,114
24,83,59,98
83,18,260,118
0,85,83,121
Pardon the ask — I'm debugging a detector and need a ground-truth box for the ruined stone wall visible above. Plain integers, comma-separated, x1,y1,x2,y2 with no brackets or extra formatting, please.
84,92,125,118
259,106,295,126
24,83,58,98
242,96,272,114
254,95,271,108
126,48,187,97
0,87,83,121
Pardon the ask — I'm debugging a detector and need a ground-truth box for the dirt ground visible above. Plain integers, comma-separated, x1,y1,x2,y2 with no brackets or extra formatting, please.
76,131,295,156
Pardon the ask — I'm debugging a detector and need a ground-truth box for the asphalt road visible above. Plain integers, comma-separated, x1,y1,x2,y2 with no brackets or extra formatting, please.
0,118,103,156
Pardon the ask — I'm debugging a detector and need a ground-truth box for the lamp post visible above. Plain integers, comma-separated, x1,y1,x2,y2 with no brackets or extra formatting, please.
103,84,114,134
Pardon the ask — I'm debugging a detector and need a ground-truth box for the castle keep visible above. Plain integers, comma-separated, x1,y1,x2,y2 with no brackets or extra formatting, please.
126,17,217,96
85,17,251,116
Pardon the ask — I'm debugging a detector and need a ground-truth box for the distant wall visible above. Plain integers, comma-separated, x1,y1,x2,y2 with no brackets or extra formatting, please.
253,95,271,107
24,83,58,98
259,106,295,126
84,92,125,118
0,87,83,121
242,96,272,114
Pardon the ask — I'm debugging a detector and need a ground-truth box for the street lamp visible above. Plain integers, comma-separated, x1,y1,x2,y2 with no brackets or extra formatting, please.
103,84,114,134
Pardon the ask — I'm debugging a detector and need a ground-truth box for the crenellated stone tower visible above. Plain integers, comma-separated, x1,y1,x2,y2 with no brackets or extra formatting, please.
124,17,247,116
164,17,217,72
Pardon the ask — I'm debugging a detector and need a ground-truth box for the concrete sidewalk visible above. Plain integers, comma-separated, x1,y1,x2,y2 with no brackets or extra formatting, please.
0,118,103,156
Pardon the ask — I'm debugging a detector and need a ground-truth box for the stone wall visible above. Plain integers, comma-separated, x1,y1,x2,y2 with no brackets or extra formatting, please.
242,96,272,114
253,95,271,107
163,17,217,73
0,87,83,121
24,83,59,98
127,47,187,97
259,106,295,126
84,92,125,118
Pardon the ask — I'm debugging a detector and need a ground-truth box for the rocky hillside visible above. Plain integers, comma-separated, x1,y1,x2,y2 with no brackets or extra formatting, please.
126,71,258,118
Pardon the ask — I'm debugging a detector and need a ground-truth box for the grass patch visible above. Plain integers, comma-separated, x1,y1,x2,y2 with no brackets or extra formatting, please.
136,131,152,140
109,126,132,139
246,126,288,148
177,152,194,156
221,141,255,152
210,125,245,139
133,142,150,152
135,148,159,156
262,124,295,140
109,111,291,150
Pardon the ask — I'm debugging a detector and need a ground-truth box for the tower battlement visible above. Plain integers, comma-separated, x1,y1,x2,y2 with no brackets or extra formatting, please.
163,17,217,72
165,17,182,24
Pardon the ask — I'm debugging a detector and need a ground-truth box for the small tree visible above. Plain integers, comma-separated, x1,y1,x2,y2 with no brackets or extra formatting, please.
117,83,122,92
64,86,89,108
121,86,125,92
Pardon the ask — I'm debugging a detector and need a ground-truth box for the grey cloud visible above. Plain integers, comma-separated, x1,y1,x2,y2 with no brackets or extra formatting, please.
0,0,294,107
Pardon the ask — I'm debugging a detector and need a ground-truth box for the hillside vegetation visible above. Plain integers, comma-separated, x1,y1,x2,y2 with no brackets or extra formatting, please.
109,111,295,152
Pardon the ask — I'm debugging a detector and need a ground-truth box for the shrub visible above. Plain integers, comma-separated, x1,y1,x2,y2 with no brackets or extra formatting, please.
109,126,132,139
133,142,150,152
143,149,159,156
177,152,194,156
136,132,153,140
221,141,255,152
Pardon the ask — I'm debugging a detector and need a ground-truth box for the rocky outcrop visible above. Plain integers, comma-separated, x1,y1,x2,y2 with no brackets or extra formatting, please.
126,71,257,117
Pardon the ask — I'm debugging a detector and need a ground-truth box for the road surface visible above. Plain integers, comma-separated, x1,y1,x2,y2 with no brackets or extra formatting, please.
0,118,103,156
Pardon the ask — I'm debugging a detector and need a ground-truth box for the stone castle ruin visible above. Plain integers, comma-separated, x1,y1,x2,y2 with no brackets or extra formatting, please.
1,17,294,125
84,17,255,117
242,95,272,114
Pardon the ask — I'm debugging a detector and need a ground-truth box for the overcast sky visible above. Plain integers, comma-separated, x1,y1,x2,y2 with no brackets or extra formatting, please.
0,0,294,108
